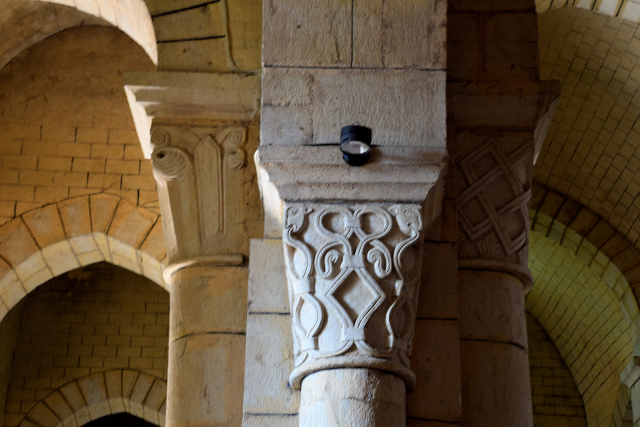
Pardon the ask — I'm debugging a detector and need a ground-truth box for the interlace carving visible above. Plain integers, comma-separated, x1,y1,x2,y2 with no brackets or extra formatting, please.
283,203,424,388
457,140,533,285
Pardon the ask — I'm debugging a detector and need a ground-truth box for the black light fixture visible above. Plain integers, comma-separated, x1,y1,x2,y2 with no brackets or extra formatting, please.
340,125,372,167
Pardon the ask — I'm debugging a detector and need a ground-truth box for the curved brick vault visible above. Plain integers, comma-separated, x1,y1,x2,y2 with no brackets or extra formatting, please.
529,182,640,427
536,0,640,21
536,7,640,247
17,370,166,427
0,194,167,324
0,0,157,69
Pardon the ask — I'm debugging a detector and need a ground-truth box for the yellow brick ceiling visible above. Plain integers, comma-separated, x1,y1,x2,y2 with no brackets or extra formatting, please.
537,0,640,21
528,224,636,427
536,7,640,244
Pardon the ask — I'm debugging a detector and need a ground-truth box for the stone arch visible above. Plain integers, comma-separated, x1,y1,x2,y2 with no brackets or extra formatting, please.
0,194,168,323
18,370,166,427
529,183,640,427
531,182,640,301
536,0,640,21
0,0,158,65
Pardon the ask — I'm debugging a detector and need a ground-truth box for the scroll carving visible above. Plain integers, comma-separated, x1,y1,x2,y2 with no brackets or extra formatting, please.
283,202,424,389
149,125,247,261
457,140,533,287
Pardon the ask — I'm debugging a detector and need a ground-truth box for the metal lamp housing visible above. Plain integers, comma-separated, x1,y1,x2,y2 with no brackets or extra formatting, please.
340,125,372,167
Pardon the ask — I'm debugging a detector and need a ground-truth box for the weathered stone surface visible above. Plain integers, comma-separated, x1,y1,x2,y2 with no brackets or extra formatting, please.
300,369,405,427
408,320,462,422
243,313,298,414
257,145,446,203
263,0,352,67
243,414,298,427
169,266,248,341
460,341,532,427
247,239,289,314
167,334,245,427
353,0,447,69
417,242,458,319
458,270,528,348
261,68,446,148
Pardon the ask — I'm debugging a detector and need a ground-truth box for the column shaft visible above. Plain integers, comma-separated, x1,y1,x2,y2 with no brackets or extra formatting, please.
166,265,247,427
300,369,405,427
458,270,532,427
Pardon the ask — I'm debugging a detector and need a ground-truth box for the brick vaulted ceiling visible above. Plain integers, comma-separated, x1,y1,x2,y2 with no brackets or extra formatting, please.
536,7,640,244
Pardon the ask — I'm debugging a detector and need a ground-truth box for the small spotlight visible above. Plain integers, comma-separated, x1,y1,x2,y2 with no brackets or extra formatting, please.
340,125,372,167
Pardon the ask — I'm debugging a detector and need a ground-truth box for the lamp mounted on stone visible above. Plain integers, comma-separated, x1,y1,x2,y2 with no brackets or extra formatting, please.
340,124,372,166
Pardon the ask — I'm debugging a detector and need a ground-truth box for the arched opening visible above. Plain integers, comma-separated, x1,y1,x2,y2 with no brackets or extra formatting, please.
0,0,157,68
0,263,168,427
84,413,157,427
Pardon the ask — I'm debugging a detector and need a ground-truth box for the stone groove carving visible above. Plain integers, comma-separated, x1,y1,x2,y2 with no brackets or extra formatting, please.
149,125,247,261
457,140,533,287
283,202,424,389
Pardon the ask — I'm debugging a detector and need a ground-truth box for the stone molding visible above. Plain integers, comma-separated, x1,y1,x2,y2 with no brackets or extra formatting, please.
125,71,261,158
283,202,424,389
257,145,446,203
162,255,244,282
457,140,534,289
149,125,247,263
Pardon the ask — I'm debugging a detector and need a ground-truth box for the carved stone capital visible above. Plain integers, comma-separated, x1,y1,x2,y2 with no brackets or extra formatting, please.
125,71,260,158
150,125,248,262
283,202,424,389
456,137,534,289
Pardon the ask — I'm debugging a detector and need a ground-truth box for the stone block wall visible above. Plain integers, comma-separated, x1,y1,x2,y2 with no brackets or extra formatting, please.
3,263,168,427
527,314,587,427
149,0,262,73
0,25,157,226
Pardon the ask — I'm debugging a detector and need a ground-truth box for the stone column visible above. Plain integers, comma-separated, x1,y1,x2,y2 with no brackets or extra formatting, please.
126,72,261,427
447,2,560,425
258,148,446,427
284,202,421,426
455,132,536,427
259,1,447,425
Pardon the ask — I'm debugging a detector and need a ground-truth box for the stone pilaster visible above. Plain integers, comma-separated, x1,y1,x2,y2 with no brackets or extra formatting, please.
448,2,560,425
126,71,261,427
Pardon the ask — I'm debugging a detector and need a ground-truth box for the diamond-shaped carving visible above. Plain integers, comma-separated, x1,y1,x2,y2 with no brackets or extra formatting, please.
458,143,531,258
327,269,384,327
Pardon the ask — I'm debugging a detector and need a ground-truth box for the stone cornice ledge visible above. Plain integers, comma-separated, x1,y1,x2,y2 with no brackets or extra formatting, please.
257,145,447,203
125,71,261,158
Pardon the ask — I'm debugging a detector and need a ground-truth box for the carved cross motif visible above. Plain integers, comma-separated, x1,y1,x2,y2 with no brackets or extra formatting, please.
283,202,424,389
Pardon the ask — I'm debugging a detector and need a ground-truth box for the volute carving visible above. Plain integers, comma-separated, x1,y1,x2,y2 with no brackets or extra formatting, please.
149,125,248,261
456,138,533,287
283,202,424,389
